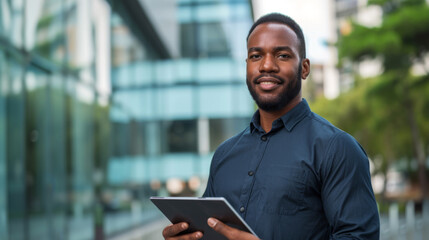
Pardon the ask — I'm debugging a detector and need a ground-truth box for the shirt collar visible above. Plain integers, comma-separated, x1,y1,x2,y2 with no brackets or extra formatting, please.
250,98,311,133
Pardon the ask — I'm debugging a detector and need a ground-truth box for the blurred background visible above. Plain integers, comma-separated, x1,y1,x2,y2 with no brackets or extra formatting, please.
0,0,428,239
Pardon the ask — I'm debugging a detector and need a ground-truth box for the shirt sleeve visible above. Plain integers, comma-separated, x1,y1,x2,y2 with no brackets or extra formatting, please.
202,139,227,197
202,154,216,197
202,174,214,197
201,133,241,198
321,132,380,239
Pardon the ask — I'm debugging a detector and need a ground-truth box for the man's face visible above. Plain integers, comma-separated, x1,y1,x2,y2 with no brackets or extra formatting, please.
246,22,305,112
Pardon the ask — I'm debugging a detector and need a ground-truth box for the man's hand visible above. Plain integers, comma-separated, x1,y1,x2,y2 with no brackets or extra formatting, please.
207,218,260,240
162,222,203,240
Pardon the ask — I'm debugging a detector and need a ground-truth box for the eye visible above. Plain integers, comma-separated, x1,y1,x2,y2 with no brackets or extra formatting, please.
278,54,291,59
249,54,261,60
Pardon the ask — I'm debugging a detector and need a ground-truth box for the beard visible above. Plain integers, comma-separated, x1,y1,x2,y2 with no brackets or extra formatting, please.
247,64,302,112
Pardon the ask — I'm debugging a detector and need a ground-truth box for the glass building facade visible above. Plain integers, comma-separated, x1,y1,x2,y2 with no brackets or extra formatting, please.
0,0,254,239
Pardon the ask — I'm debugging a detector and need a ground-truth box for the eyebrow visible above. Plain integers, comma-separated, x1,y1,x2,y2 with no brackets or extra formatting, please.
248,47,262,53
273,46,293,52
247,46,293,53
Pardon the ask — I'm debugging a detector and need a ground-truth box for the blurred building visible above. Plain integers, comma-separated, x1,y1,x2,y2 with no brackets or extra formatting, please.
0,0,254,239
333,0,383,93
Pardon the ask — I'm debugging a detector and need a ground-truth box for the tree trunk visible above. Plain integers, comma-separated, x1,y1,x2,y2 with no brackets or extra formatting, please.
404,97,427,200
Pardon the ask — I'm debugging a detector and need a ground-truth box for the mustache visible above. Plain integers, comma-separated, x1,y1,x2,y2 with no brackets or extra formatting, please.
253,74,285,84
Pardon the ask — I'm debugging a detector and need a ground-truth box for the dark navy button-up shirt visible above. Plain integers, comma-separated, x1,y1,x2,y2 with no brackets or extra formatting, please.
203,99,380,239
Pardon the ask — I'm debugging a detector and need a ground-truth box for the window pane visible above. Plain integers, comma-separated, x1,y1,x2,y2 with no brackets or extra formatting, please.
26,70,50,240
6,57,26,240
0,47,8,240
209,117,248,152
198,22,230,57
31,0,66,64
161,119,197,153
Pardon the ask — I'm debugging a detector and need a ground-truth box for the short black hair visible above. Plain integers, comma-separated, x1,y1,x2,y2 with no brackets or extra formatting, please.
247,13,306,59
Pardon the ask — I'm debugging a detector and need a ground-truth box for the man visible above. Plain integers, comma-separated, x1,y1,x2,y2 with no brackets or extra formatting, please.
162,13,380,240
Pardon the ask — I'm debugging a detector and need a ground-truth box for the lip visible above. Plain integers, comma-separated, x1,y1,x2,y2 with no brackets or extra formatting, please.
254,75,283,91
257,81,280,91
255,76,282,84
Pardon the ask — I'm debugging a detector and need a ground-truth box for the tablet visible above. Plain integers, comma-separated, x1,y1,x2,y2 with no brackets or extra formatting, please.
150,196,258,240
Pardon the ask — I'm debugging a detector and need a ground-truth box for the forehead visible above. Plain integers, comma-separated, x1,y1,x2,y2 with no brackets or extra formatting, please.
247,22,299,50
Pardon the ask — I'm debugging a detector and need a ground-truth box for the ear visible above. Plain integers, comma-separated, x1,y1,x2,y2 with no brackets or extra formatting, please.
301,58,310,80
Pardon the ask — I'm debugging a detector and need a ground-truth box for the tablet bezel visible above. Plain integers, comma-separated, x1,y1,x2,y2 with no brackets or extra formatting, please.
150,196,258,240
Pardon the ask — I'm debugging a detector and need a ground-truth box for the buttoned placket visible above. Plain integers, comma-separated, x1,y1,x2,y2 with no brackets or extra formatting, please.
238,130,270,219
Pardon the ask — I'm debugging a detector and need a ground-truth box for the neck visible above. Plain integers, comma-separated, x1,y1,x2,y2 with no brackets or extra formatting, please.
259,95,302,133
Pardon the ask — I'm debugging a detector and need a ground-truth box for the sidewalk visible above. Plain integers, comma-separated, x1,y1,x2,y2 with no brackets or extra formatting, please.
107,218,169,240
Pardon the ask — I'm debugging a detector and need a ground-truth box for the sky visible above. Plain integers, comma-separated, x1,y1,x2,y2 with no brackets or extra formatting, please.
252,0,333,64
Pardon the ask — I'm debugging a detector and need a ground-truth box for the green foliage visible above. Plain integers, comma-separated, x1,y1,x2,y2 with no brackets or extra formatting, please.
314,0,429,195
338,24,402,62
383,5,429,53
368,0,390,6
368,0,426,13
36,14,54,30
339,3,429,70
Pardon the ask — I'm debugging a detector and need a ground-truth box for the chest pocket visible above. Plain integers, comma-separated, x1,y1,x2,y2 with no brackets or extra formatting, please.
258,165,307,215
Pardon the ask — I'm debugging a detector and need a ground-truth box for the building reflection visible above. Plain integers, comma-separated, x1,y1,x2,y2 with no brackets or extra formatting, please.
0,0,254,239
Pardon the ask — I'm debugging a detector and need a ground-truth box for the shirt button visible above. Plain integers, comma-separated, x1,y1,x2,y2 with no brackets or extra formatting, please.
261,135,267,141
248,171,254,176
240,207,245,212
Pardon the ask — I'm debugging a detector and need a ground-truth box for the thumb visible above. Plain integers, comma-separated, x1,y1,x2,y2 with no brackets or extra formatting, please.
207,218,236,239
208,218,260,240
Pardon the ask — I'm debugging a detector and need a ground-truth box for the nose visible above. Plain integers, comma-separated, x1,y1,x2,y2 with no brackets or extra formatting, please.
259,54,279,73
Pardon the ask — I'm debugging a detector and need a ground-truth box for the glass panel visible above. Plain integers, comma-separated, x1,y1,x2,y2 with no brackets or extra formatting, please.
135,61,154,85
30,0,66,63
6,56,26,240
231,2,251,19
177,5,192,23
226,20,251,60
0,0,24,47
154,60,175,84
26,70,50,240
66,0,96,84
198,86,233,117
111,13,145,68
24,70,68,240
180,22,197,58
175,59,193,83
161,119,198,153
64,3,98,238
110,119,147,157
195,4,229,22
209,117,248,152
49,74,67,240
199,22,230,57
196,58,233,82
111,121,130,157
232,84,255,116
0,37,8,240
68,79,95,240
106,0,254,237
157,87,195,118
181,21,231,58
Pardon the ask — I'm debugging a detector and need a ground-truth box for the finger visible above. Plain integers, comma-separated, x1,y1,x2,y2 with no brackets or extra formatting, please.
162,222,189,238
162,222,203,240
207,218,237,239
169,231,203,240
208,218,259,240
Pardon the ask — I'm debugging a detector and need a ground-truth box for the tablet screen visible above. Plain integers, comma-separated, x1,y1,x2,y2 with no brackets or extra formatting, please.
150,197,258,240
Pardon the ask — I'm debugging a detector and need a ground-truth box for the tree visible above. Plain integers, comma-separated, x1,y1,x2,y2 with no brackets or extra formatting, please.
322,0,429,200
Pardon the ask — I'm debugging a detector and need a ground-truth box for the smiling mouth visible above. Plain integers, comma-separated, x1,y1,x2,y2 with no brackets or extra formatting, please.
254,75,284,84
260,81,278,85
256,80,281,91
